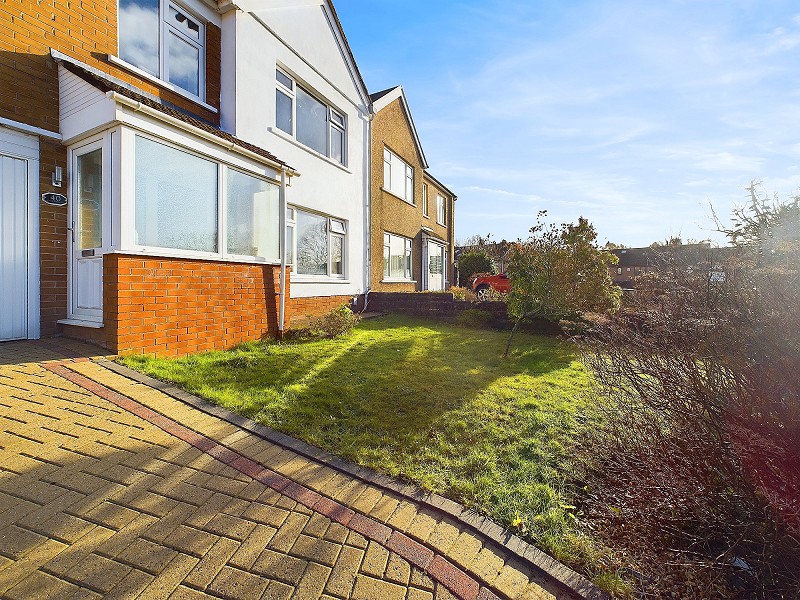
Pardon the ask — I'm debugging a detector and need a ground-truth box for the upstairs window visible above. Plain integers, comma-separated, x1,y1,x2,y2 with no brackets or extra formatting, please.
436,194,446,225
119,0,205,98
422,183,429,217
276,68,346,165
383,148,414,203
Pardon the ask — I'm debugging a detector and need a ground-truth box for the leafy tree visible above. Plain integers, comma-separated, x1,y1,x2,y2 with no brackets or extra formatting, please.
503,212,620,357
457,250,496,286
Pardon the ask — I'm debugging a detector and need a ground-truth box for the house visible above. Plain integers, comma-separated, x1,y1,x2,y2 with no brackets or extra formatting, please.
0,0,370,355
369,86,456,292
609,243,721,288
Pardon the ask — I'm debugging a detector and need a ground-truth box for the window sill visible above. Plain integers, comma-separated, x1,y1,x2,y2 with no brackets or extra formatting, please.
112,249,282,266
381,278,416,284
267,127,351,173
291,277,351,284
107,54,219,114
59,318,103,329
423,214,430,219
381,186,415,206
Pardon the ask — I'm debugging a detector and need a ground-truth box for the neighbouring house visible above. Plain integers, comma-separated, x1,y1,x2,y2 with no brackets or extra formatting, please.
0,0,370,355
369,86,456,292
609,243,727,288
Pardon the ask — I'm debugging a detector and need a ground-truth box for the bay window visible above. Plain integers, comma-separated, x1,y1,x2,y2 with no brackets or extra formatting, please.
133,134,279,261
119,0,205,99
276,68,346,165
286,208,347,278
383,232,413,280
383,148,414,203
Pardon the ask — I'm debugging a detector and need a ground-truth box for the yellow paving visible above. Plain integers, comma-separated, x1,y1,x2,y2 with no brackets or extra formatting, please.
0,340,562,600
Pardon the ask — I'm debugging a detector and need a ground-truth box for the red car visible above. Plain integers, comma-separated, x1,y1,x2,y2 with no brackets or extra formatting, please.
470,273,510,301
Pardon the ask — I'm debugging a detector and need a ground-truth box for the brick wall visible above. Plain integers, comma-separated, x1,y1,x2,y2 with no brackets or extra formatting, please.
365,292,564,335
61,255,284,356
38,139,68,336
286,294,357,328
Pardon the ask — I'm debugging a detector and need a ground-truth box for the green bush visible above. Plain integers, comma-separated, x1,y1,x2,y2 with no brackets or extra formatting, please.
455,309,495,329
458,250,496,286
308,305,361,338
450,286,477,301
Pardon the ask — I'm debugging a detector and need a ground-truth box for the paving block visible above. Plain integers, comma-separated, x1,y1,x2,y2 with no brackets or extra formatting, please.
228,523,277,569
0,525,47,559
268,512,310,553
324,544,364,597
262,580,295,600
293,561,332,599
65,552,132,593
385,552,411,585
427,520,462,555
361,540,390,578
181,537,238,590
207,565,270,599
252,548,309,585
492,561,531,599
291,533,342,566
5,569,79,600
116,537,178,575
351,574,407,600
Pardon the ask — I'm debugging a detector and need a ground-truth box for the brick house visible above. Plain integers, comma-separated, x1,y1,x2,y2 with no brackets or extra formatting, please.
368,86,456,292
0,0,370,355
609,243,719,288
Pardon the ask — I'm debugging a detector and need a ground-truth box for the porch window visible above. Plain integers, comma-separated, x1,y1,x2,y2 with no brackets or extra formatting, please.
286,208,347,278
134,136,218,252
383,232,412,280
226,169,280,261
119,0,205,98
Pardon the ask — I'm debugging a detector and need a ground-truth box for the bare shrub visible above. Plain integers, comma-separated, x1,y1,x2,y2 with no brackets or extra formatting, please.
308,305,361,339
578,241,800,597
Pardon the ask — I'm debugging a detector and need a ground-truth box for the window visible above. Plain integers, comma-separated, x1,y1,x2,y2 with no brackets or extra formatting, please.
617,267,622,274
133,135,280,259
119,0,205,98
275,69,346,165
135,136,218,252
383,148,414,203
226,169,280,261
286,208,347,277
436,194,446,225
422,183,429,217
383,232,413,280
76,149,103,250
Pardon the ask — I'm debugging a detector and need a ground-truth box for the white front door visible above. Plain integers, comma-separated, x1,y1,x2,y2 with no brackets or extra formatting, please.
0,153,29,340
426,240,447,291
69,141,106,322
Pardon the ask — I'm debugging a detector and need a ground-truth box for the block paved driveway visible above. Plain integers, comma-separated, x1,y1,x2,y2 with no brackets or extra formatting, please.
0,339,581,600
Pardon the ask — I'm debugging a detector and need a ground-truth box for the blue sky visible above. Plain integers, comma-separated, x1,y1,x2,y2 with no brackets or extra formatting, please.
335,1,800,247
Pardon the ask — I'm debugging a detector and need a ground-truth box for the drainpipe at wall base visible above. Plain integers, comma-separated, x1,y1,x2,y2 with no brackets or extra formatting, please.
278,167,288,340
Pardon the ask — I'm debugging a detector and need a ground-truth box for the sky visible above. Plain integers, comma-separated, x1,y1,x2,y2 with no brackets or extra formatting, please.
335,1,800,247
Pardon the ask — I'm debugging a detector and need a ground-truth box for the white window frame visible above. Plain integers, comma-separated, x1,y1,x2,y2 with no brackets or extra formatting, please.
383,147,414,204
286,206,348,279
275,67,347,166
128,130,280,262
383,232,413,281
117,0,206,101
422,183,429,217
436,193,446,225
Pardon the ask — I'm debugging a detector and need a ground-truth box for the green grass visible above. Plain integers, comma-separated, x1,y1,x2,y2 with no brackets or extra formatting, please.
120,315,620,588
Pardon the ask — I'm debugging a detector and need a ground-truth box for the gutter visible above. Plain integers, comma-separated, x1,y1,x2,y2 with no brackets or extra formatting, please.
108,92,300,177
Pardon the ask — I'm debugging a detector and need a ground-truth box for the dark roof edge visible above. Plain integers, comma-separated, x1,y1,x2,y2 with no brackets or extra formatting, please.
423,170,457,199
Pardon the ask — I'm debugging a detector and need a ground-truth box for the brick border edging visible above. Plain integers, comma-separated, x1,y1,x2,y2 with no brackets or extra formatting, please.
98,359,607,600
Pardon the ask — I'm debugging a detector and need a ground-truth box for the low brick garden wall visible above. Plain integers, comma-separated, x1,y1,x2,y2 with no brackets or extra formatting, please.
364,292,563,335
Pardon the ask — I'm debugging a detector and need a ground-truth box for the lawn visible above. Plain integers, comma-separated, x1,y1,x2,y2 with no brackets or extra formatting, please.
120,315,613,586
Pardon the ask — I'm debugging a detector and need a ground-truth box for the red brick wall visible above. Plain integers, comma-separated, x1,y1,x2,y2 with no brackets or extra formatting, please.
286,294,356,328
38,139,68,336
67,254,284,357
59,254,360,356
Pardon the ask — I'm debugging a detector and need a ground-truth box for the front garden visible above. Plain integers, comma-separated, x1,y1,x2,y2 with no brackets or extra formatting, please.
121,314,624,592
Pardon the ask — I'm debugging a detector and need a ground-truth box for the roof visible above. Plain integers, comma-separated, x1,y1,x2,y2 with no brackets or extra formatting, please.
56,57,294,172
370,85,429,169
611,243,718,267
325,0,372,107
423,170,457,199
